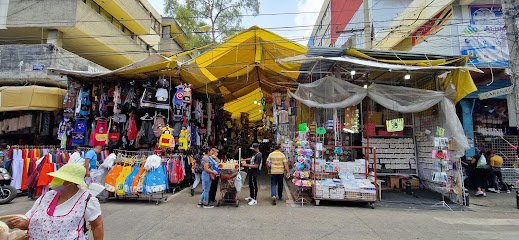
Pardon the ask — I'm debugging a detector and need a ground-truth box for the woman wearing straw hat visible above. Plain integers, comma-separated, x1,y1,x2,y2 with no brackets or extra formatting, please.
6,163,104,239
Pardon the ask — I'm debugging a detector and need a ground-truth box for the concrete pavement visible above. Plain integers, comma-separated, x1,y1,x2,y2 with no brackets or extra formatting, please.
1,181,518,240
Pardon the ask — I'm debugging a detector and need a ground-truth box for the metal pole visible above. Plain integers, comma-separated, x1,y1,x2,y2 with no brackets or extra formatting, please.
363,0,372,49
502,0,519,127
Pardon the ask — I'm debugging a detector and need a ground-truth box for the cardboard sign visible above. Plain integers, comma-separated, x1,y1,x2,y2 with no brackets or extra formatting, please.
436,127,445,137
386,118,404,132
298,123,308,132
434,137,449,147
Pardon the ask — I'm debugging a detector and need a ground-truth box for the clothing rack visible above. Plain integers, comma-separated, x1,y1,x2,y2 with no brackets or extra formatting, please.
10,145,59,149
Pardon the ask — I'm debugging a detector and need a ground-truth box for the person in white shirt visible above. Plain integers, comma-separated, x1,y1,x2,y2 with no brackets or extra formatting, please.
6,163,104,240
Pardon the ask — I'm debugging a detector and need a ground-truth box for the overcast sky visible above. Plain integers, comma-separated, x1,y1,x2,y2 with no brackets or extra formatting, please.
147,0,325,45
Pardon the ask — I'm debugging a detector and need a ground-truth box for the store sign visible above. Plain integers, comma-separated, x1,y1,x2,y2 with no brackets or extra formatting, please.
32,64,45,71
478,86,513,100
459,5,509,67
386,118,404,132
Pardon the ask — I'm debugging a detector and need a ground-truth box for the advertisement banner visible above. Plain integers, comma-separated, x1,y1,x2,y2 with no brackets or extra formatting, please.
459,5,509,67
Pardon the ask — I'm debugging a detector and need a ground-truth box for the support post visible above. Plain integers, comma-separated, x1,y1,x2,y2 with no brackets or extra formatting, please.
502,0,519,127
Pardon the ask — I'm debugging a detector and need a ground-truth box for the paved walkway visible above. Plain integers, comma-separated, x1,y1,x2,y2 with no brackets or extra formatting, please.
1,176,518,240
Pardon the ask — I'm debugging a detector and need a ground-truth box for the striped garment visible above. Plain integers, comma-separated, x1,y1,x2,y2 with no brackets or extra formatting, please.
268,150,287,174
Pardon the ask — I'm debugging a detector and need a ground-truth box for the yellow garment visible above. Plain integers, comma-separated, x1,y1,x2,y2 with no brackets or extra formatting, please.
267,150,288,174
490,155,504,168
443,57,478,103
178,129,189,150
115,165,132,196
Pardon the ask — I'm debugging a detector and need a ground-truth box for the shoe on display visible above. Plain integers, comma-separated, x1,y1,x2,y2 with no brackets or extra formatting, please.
190,189,195,196
272,196,277,205
488,188,498,193
475,191,484,196
203,204,215,209
197,203,203,208
248,199,257,206
497,190,501,194
245,197,253,202
507,190,511,194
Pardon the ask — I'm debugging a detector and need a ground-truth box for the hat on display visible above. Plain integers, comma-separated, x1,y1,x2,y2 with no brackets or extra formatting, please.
47,163,87,189
250,143,260,150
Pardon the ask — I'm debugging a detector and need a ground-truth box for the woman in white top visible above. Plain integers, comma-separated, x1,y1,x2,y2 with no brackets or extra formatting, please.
6,163,104,240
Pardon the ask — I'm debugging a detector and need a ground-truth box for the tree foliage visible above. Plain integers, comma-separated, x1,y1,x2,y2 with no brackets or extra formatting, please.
165,0,260,49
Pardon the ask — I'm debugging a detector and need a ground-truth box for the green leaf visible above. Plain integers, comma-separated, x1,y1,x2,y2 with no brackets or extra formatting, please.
165,0,260,49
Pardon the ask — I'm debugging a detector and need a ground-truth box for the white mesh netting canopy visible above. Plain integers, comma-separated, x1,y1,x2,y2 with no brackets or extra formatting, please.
288,76,469,156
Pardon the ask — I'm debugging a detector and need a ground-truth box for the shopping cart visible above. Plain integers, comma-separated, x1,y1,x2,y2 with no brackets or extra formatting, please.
216,162,239,207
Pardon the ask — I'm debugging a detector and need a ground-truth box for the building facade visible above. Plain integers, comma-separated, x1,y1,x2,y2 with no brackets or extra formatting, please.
310,0,518,177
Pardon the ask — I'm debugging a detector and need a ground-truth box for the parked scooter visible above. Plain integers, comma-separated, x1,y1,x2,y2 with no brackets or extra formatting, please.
0,167,17,204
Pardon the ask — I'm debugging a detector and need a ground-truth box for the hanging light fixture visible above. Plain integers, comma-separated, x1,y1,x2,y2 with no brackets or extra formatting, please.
350,70,356,76
253,100,258,104
404,73,411,80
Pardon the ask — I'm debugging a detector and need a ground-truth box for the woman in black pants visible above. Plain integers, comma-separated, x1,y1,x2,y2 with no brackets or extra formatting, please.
471,153,490,197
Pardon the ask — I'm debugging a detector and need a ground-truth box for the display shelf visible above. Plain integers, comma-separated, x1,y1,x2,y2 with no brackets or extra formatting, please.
374,125,414,128
366,135,412,138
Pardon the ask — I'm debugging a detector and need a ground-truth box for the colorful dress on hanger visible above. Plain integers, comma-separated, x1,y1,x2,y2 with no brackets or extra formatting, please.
10,149,23,190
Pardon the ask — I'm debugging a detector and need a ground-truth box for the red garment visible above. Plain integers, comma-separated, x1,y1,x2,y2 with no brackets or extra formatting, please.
21,149,29,191
25,158,43,188
37,155,54,187
127,113,138,141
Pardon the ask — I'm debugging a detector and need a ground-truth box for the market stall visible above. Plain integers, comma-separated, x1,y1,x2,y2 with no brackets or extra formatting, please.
280,48,481,205
0,86,67,145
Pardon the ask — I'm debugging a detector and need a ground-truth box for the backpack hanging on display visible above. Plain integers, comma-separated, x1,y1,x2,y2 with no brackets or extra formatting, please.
159,126,174,148
152,114,166,138
90,118,108,147
108,122,121,148
140,84,157,108
173,85,184,105
178,127,189,151
182,85,192,104
155,78,170,110
71,118,88,145
172,104,184,122
79,88,91,116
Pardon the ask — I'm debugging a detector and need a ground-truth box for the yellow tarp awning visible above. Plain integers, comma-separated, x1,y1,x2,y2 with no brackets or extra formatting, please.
0,86,67,112
223,88,265,122
181,26,306,105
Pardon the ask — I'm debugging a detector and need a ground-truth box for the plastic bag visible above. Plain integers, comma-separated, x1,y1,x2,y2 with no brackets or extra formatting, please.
235,171,247,192
476,155,488,169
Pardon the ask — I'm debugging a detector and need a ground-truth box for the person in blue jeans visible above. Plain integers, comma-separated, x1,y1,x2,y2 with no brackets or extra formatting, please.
199,151,218,208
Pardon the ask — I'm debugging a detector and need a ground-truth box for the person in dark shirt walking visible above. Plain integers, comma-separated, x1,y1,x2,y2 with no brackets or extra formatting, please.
242,143,262,206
